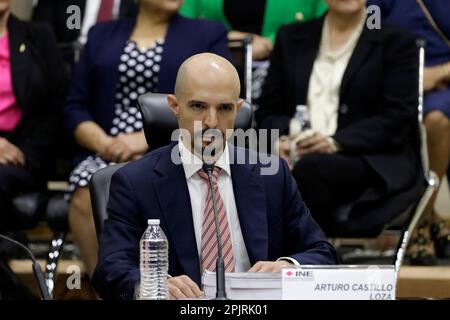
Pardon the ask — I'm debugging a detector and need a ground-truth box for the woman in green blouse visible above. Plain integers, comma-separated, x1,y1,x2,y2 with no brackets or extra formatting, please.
180,0,327,60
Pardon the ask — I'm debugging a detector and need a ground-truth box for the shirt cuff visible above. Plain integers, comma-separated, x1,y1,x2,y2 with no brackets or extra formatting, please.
277,257,300,267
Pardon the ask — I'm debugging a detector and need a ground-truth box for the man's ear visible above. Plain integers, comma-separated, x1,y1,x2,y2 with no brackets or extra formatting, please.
236,99,243,112
167,94,179,117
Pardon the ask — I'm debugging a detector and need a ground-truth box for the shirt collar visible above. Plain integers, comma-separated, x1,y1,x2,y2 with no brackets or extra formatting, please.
178,139,231,180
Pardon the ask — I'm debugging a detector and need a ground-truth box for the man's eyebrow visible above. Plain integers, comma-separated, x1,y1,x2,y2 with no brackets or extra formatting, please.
186,100,235,106
187,100,206,104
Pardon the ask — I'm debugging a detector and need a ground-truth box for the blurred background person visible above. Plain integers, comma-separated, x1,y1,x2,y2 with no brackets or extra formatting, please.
180,0,327,60
64,0,231,278
256,0,422,237
179,0,328,101
0,0,67,298
0,0,66,230
32,0,138,66
368,0,450,263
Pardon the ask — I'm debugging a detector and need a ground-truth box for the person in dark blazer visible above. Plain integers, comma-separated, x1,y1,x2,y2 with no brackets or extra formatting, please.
0,1,67,228
92,53,337,300
368,0,450,264
256,0,422,236
32,0,138,64
64,0,232,279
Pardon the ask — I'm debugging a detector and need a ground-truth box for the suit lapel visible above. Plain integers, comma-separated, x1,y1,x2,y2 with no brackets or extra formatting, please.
152,143,201,284
293,18,323,105
229,147,268,264
8,16,30,111
340,26,379,98
157,14,182,93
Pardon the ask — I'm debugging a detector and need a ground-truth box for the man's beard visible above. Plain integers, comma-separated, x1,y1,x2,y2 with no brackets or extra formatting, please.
193,128,226,162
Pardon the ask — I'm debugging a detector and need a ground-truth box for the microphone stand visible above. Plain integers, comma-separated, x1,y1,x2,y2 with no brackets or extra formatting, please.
0,234,52,300
202,163,229,300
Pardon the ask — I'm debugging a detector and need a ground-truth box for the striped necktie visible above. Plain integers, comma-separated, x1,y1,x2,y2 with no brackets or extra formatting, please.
197,167,235,272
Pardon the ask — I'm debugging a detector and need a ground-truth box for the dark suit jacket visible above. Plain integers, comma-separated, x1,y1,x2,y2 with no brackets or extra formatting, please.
32,0,138,45
92,143,337,300
64,14,232,164
256,16,423,229
5,15,67,177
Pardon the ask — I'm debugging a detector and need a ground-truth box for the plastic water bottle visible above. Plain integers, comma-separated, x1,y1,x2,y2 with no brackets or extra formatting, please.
289,105,313,162
289,105,311,137
139,219,169,300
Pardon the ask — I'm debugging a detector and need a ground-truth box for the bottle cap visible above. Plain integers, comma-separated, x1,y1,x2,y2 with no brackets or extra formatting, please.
296,104,307,112
147,219,160,225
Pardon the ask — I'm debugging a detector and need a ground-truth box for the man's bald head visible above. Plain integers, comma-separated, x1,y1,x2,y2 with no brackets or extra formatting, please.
174,53,241,101
168,53,243,160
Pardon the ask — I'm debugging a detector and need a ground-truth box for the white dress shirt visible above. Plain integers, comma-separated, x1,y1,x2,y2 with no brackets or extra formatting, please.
179,140,252,273
307,14,366,136
78,0,121,45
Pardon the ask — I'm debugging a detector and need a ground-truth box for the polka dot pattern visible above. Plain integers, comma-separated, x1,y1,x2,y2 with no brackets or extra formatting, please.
110,39,163,137
68,39,164,191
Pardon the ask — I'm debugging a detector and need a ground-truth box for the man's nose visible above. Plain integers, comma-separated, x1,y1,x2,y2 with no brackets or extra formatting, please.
204,108,218,128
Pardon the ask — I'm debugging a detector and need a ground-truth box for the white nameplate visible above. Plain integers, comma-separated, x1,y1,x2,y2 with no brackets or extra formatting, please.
282,265,396,300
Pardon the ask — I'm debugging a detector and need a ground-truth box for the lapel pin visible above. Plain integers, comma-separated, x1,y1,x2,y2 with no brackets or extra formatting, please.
20,43,26,53
295,12,304,21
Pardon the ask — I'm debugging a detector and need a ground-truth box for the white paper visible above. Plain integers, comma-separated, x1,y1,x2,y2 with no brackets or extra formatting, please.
202,271,282,300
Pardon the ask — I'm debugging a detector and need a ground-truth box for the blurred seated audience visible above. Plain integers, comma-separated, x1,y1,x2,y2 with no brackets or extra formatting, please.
256,0,422,236
32,0,138,65
0,0,66,230
368,0,450,263
180,0,327,61
179,0,328,101
0,0,66,299
64,0,231,278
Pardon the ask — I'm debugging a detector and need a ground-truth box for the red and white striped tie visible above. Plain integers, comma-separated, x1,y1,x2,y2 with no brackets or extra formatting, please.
198,167,235,272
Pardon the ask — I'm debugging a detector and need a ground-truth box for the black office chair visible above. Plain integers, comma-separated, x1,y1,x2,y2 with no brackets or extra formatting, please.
333,40,438,283
90,93,254,239
137,93,254,151
6,142,73,298
90,163,127,240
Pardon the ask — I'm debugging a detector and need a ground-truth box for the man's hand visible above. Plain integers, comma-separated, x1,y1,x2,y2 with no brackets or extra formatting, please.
167,275,204,300
0,137,25,166
296,132,336,156
248,260,295,273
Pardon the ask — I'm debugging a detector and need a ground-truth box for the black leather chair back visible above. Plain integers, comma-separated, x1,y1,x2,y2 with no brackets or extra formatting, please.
137,93,253,150
90,163,127,240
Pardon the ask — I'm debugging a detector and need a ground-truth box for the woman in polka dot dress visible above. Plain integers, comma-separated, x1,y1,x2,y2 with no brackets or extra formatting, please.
68,40,163,190
64,0,232,278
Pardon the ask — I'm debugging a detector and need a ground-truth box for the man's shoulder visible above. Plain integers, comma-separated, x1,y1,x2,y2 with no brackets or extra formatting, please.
230,146,287,178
